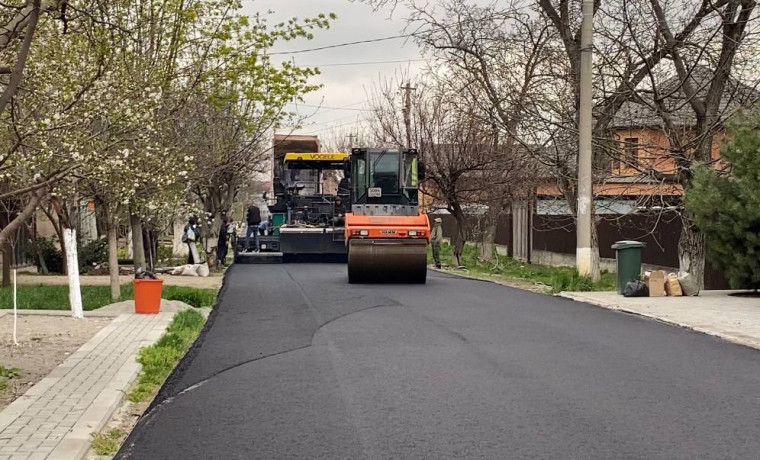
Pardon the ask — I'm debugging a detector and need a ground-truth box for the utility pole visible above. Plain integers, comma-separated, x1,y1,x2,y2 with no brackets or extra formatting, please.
401,82,416,148
347,133,357,149
577,0,595,279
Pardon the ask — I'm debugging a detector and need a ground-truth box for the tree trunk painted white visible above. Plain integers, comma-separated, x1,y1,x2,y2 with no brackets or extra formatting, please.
63,228,84,319
107,223,120,301
173,219,188,257
126,229,133,258
13,268,18,345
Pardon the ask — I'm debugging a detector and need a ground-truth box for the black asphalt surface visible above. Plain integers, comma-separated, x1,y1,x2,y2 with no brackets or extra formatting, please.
118,263,760,459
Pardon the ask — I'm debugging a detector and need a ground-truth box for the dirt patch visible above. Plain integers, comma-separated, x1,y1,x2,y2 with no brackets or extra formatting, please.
0,315,112,411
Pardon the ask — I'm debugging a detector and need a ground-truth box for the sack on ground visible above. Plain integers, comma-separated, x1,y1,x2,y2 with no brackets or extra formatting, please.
678,273,700,296
665,273,683,296
644,270,666,297
623,280,649,297
196,262,210,277
170,264,199,277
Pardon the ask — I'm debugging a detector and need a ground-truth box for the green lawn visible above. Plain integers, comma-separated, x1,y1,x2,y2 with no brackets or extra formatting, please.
431,243,616,293
0,284,218,311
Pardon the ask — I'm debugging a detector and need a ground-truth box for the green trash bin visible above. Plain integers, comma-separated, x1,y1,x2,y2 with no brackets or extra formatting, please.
611,240,646,294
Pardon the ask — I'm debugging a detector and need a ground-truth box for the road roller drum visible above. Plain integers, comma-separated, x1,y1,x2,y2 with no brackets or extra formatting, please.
347,239,428,284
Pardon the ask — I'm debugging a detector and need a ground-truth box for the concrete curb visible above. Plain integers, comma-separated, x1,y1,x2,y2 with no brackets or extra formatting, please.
559,292,760,351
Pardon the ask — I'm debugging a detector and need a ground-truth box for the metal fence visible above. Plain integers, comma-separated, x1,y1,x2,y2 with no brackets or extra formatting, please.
438,210,731,290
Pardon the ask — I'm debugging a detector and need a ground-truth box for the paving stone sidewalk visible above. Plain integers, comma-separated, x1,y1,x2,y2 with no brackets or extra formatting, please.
0,312,174,460
561,290,760,350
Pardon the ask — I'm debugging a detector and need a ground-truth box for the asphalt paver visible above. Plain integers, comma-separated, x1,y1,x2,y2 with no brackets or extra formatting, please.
117,263,760,459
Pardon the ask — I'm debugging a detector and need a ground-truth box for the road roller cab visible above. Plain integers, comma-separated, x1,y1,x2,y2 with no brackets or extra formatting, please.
344,148,430,283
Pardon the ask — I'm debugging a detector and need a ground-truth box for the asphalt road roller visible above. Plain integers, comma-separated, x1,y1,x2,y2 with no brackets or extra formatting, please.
344,147,430,284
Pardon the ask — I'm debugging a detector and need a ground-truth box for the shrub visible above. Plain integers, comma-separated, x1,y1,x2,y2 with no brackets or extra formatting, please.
686,111,760,290
156,244,173,262
78,238,108,273
26,238,64,274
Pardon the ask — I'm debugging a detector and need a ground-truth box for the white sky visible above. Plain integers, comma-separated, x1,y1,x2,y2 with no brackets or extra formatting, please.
241,0,425,143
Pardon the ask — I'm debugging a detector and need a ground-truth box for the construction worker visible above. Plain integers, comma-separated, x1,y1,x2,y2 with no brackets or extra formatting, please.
431,217,443,269
216,217,229,267
183,216,201,264
333,196,346,227
245,202,261,252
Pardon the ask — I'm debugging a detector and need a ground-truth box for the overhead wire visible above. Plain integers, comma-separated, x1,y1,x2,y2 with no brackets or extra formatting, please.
297,58,425,67
300,118,366,135
267,34,416,56
288,103,366,111
298,112,365,127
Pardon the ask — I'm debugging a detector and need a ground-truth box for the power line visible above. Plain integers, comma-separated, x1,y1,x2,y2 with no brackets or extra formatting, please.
303,112,364,127
281,112,364,131
268,34,415,56
287,100,370,118
298,58,425,67
288,103,366,111
300,118,365,135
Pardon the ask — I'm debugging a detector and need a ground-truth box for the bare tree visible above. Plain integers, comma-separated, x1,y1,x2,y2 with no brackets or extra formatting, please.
366,0,752,283
365,73,533,266
599,0,759,286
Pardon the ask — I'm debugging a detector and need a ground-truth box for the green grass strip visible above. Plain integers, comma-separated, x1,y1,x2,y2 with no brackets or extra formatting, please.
0,284,217,310
431,243,616,293
127,309,206,403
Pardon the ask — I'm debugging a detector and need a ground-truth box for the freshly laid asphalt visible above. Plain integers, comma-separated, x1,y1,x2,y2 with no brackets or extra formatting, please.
117,263,760,459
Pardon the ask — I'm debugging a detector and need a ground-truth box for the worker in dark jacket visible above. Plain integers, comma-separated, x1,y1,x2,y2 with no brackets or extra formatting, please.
216,217,229,266
333,196,346,227
245,203,261,252
431,217,443,269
